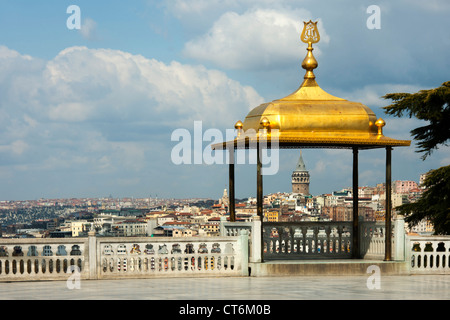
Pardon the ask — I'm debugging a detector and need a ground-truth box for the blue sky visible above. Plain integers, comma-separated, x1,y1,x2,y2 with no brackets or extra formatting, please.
0,0,449,200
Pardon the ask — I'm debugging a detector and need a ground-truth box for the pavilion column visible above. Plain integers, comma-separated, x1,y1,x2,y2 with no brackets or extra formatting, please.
385,147,392,261
352,147,360,259
228,147,236,222
256,145,263,218
257,143,264,262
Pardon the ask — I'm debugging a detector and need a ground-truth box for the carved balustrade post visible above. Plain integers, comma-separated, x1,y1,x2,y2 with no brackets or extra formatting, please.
325,226,331,254
338,225,343,254
313,227,318,253
301,227,307,254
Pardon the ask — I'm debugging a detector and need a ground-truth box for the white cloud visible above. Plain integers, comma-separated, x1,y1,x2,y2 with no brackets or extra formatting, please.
35,46,263,128
332,83,426,109
48,102,93,122
0,140,28,156
164,0,290,26
0,45,33,61
79,18,98,40
0,45,264,199
183,8,329,71
404,0,450,12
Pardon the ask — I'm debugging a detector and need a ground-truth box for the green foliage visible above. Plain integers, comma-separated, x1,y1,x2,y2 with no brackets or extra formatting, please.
383,81,450,160
383,81,450,234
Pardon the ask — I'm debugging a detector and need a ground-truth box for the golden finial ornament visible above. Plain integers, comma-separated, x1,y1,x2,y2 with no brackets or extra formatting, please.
235,120,243,137
260,117,270,137
375,118,386,135
300,20,320,80
260,117,270,128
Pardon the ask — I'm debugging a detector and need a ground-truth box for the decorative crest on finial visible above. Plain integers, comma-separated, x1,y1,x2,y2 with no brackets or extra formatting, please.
300,20,320,44
300,20,320,80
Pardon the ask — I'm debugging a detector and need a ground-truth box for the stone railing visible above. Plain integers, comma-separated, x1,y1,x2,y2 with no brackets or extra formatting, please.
0,232,248,282
95,235,248,279
220,217,259,262
0,237,90,281
360,221,386,259
262,221,353,260
360,219,402,260
220,219,253,237
2,219,449,281
407,236,450,274
222,217,406,261
221,218,450,274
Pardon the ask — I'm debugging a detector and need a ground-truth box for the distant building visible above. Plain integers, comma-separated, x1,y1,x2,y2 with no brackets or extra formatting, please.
394,180,418,194
392,193,409,209
419,171,431,188
153,225,195,237
292,150,310,195
265,210,279,222
113,220,148,237
49,230,72,238
199,222,220,236
219,189,229,209
157,214,176,226
407,218,434,235
70,220,90,237
322,205,375,221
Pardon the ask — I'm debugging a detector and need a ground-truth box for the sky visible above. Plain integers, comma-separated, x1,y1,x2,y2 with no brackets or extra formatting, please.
0,0,449,201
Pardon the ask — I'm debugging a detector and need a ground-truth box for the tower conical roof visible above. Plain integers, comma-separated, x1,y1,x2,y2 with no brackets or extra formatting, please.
294,151,307,172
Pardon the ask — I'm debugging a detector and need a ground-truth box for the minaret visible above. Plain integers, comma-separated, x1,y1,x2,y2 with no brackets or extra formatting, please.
292,150,310,195
220,188,229,208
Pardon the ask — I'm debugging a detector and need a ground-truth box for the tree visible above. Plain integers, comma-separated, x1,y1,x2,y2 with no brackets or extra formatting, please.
383,81,450,234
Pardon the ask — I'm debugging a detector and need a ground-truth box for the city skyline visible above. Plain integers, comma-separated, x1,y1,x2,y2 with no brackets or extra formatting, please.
0,173,422,204
0,1,449,201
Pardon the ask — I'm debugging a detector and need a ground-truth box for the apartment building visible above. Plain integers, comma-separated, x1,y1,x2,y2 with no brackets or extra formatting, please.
394,180,419,194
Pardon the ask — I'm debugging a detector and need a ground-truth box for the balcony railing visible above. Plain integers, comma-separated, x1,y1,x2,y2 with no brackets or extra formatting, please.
1,218,449,282
96,235,248,279
262,221,353,259
222,218,406,261
0,232,248,282
408,236,450,274
0,238,89,281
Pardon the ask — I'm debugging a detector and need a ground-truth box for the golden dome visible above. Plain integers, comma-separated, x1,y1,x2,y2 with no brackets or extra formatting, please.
213,21,410,150
242,77,382,145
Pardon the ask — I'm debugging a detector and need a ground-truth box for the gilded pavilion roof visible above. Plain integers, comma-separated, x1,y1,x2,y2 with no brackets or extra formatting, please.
212,21,411,150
